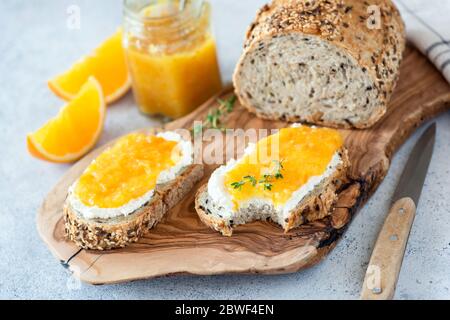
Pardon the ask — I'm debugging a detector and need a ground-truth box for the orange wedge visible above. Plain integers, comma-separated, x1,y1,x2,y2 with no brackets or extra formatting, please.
48,29,130,104
27,77,106,163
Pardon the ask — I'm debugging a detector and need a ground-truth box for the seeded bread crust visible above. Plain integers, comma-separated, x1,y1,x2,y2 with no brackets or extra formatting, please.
64,164,204,250
195,149,349,236
233,0,406,129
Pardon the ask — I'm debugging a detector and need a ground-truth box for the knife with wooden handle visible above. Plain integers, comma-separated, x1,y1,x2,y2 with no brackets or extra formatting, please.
360,123,436,300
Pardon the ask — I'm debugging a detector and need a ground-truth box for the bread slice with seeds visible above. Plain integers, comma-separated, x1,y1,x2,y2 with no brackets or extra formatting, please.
65,164,203,250
64,131,203,251
233,0,405,129
196,150,348,236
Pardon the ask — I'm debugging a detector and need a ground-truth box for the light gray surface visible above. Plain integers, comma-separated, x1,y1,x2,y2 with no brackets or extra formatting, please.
0,0,449,300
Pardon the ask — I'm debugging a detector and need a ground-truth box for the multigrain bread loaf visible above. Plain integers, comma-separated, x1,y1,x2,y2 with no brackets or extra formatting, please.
233,0,406,129
65,164,203,250
195,149,349,236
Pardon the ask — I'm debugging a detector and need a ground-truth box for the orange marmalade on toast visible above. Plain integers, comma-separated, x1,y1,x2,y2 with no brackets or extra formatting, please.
74,133,183,209
223,126,344,209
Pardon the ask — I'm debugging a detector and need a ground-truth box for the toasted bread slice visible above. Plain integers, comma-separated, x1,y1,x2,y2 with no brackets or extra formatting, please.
65,164,203,250
195,149,349,236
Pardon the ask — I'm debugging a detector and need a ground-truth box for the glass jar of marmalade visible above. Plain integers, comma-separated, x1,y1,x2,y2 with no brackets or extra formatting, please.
123,0,223,118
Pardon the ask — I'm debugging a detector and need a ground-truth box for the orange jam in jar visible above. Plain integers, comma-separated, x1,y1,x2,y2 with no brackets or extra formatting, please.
123,0,223,118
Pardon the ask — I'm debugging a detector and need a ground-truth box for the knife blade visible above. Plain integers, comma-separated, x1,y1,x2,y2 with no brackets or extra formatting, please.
391,123,436,204
360,123,436,300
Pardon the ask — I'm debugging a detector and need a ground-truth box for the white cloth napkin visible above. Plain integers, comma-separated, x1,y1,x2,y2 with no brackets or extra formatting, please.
394,0,450,83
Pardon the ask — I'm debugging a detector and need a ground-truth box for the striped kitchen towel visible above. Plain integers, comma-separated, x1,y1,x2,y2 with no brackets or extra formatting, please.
394,0,450,84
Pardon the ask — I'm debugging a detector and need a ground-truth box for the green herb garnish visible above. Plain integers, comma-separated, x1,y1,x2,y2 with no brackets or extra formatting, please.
218,95,237,113
231,175,257,190
263,183,273,191
230,181,245,190
230,160,285,192
191,95,237,137
243,175,257,187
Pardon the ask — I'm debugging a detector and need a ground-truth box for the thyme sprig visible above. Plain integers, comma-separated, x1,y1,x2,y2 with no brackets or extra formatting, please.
230,175,257,190
231,160,285,191
192,95,237,137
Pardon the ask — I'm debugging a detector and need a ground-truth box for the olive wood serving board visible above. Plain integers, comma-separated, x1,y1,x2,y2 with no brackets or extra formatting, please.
37,46,450,284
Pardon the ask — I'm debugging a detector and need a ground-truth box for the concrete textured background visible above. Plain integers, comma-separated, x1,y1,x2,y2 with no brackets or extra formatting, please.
0,0,449,299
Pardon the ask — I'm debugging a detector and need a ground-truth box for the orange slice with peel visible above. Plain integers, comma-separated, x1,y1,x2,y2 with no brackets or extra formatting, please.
48,29,130,104
27,77,106,163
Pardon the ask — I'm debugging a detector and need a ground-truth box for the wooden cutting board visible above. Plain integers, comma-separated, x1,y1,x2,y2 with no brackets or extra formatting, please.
37,46,450,285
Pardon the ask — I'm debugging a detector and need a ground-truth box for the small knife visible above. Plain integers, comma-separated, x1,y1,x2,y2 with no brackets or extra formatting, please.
360,123,436,300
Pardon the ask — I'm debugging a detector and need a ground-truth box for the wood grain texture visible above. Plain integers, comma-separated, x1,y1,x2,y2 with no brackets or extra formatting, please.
37,46,450,284
360,197,416,300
